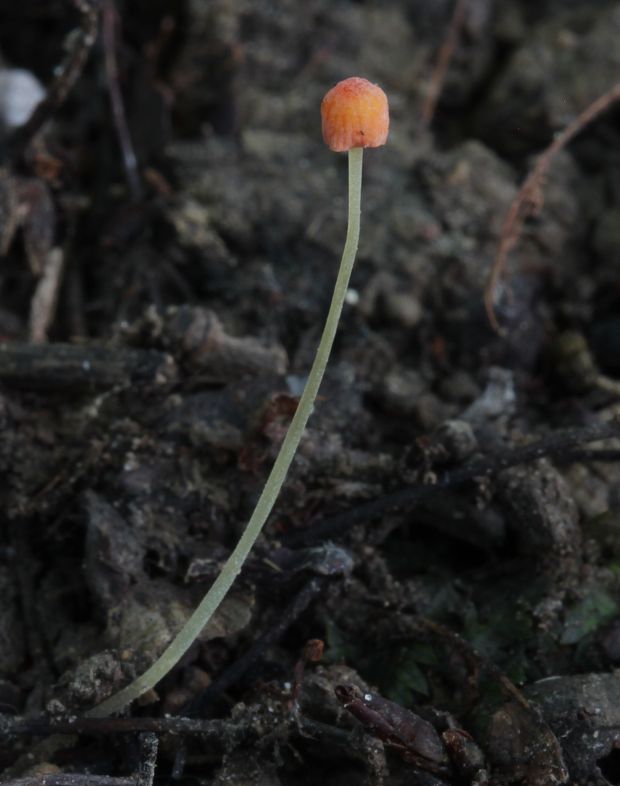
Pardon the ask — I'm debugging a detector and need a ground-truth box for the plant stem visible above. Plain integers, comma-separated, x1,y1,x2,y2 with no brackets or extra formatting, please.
87,147,364,717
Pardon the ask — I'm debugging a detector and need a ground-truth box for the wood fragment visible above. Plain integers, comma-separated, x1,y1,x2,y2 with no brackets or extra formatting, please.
29,249,65,343
102,0,142,200
163,306,288,379
1,776,133,786
0,342,176,391
134,733,158,786
1,712,261,749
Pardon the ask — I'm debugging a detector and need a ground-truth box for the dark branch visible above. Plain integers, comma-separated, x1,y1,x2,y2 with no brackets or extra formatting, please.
102,0,142,199
185,577,326,716
283,420,620,547
1,776,133,786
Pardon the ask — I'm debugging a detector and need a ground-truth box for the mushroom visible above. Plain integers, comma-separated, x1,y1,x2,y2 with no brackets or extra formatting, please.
87,77,389,717
321,76,389,152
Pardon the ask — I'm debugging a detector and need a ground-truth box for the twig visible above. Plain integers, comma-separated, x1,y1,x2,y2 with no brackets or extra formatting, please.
0,711,356,750
0,777,133,786
420,0,468,129
185,577,326,716
1,711,372,776
559,449,620,463
134,733,158,786
170,746,187,781
0,713,250,742
484,80,620,332
283,420,620,547
102,0,142,200
8,1,99,161
0,342,176,391
29,248,65,342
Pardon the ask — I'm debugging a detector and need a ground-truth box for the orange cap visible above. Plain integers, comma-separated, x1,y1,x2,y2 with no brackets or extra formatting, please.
321,77,389,152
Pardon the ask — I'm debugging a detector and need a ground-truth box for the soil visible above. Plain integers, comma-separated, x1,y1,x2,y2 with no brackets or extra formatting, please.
1,0,620,784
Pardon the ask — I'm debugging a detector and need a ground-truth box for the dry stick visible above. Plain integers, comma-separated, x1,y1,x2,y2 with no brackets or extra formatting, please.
185,577,326,716
420,0,468,129
283,419,620,548
0,342,175,391
29,248,65,342
1,713,251,742
134,733,158,786
1,711,353,757
484,80,620,333
8,0,99,161
102,0,143,200
0,777,134,786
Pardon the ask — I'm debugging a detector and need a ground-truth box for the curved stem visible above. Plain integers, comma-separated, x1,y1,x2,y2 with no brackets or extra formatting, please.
87,148,364,717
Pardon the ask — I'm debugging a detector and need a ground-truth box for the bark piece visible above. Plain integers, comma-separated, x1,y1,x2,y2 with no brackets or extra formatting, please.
0,342,177,392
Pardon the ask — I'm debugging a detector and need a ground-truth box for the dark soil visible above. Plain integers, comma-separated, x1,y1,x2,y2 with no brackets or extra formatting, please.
2,1,620,784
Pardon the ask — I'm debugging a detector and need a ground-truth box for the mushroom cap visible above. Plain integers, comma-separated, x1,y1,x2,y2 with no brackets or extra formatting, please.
321,77,389,152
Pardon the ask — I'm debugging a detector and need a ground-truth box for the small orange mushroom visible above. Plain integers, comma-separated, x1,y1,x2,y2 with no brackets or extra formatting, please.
86,79,389,719
321,77,389,152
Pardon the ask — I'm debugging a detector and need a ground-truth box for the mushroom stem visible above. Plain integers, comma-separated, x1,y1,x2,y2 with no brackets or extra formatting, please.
87,147,364,717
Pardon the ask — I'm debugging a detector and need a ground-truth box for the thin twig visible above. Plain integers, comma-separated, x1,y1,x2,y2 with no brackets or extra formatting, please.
102,0,142,200
0,341,176,392
484,81,620,332
1,713,251,741
0,711,369,774
283,420,620,547
185,577,326,716
420,0,468,129
29,248,65,342
134,733,158,786
8,1,99,161
557,448,620,464
0,777,134,786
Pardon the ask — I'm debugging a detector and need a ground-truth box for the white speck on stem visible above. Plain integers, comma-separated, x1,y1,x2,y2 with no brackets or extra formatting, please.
345,288,359,305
